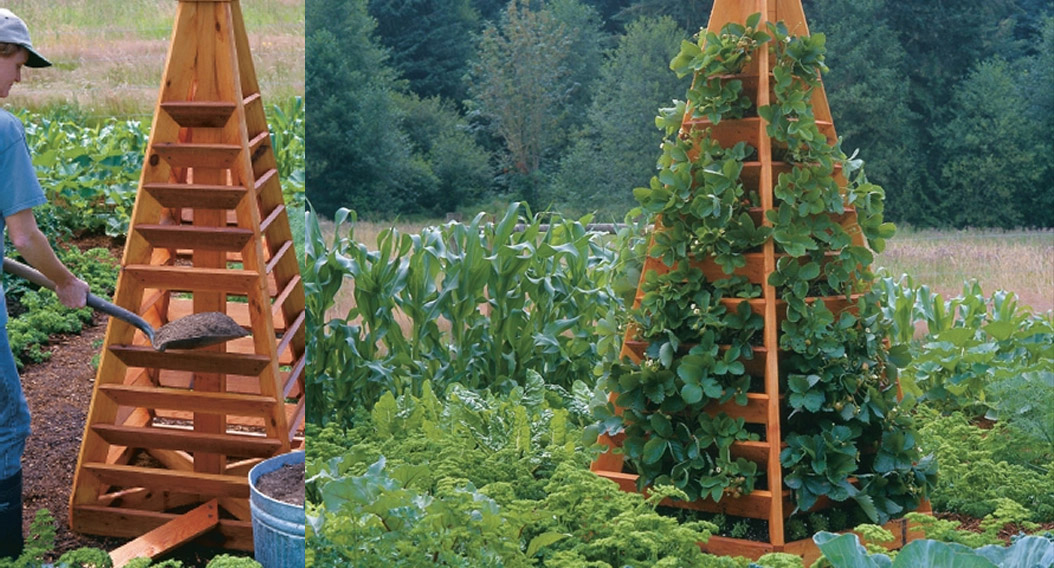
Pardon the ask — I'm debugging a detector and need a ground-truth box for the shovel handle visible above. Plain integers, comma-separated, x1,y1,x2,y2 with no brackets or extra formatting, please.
2,257,156,343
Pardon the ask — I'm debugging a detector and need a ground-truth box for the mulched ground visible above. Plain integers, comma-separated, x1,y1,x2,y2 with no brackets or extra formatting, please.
20,318,122,556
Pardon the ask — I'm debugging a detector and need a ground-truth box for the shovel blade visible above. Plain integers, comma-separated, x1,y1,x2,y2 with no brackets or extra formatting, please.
152,312,249,351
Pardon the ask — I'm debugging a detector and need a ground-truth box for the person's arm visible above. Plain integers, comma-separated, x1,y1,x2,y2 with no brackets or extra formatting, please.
5,208,88,309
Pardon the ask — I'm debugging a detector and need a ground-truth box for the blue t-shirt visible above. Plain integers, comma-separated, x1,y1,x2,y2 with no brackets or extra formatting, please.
0,109,47,325
0,108,46,476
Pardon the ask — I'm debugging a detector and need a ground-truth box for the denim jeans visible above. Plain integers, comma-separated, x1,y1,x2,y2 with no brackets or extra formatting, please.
0,321,30,481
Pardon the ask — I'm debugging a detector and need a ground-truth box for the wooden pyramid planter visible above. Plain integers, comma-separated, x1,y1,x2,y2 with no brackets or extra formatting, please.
69,0,306,555
590,0,933,562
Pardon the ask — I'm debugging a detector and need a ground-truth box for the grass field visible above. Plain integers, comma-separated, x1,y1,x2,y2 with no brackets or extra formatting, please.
875,227,1054,314
3,0,303,117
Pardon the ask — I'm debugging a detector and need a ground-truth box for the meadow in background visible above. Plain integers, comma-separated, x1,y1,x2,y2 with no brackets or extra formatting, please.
4,0,304,118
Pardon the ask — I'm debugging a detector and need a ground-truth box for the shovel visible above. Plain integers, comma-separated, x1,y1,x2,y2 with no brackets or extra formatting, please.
3,257,249,351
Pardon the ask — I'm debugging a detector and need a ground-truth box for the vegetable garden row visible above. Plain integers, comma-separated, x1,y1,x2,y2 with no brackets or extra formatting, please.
303,203,1053,567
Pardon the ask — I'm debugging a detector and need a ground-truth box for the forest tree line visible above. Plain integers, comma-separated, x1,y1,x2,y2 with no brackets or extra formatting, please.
306,0,1053,228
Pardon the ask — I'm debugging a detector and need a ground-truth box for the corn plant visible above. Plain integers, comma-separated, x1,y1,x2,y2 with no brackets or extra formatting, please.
304,202,624,425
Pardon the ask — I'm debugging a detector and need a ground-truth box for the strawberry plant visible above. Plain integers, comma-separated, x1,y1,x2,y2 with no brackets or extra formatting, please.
596,13,935,529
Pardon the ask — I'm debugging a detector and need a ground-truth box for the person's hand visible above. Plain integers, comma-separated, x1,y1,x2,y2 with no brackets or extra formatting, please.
55,277,89,309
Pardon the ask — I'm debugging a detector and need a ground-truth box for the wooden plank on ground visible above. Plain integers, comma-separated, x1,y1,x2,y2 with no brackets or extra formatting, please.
108,499,220,567
72,504,253,551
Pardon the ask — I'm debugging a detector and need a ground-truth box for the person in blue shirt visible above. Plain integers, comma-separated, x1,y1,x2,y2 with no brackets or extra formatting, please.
0,8,90,559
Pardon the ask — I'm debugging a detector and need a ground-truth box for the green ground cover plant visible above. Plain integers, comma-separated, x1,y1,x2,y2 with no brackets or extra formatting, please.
0,509,262,568
305,375,785,567
3,246,118,368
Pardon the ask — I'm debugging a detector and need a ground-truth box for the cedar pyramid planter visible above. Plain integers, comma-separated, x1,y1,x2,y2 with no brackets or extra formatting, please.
590,0,934,562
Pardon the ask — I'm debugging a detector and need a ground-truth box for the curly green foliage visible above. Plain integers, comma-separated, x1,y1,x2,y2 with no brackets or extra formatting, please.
528,466,716,567
55,548,113,568
754,553,806,568
905,512,1001,549
0,509,56,568
4,246,119,368
915,406,1054,522
305,379,764,567
203,555,262,568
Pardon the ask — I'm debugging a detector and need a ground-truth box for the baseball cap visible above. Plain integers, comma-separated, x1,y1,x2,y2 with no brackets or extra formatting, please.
0,9,51,68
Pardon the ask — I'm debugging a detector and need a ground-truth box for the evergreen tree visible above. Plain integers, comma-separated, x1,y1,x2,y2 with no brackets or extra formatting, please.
804,0,933,225
548,16,688,217
934,57,1039,228
368,0,480,103
1017,15,1054,227
306,0,413,217
549,0,609,132
307,0,490,218
614,0,713,35
884,0,1020,225
394,93,493,214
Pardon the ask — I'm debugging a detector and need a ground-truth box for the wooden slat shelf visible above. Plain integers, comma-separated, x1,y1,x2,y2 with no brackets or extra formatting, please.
160,101,237,128
91,424,281,457
123,265,259,294
83,464,248,498
99,384,277,417
153,400,303,432
152,142,242,169
135,225,254,252
108,345,268,376
143,183,247,209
